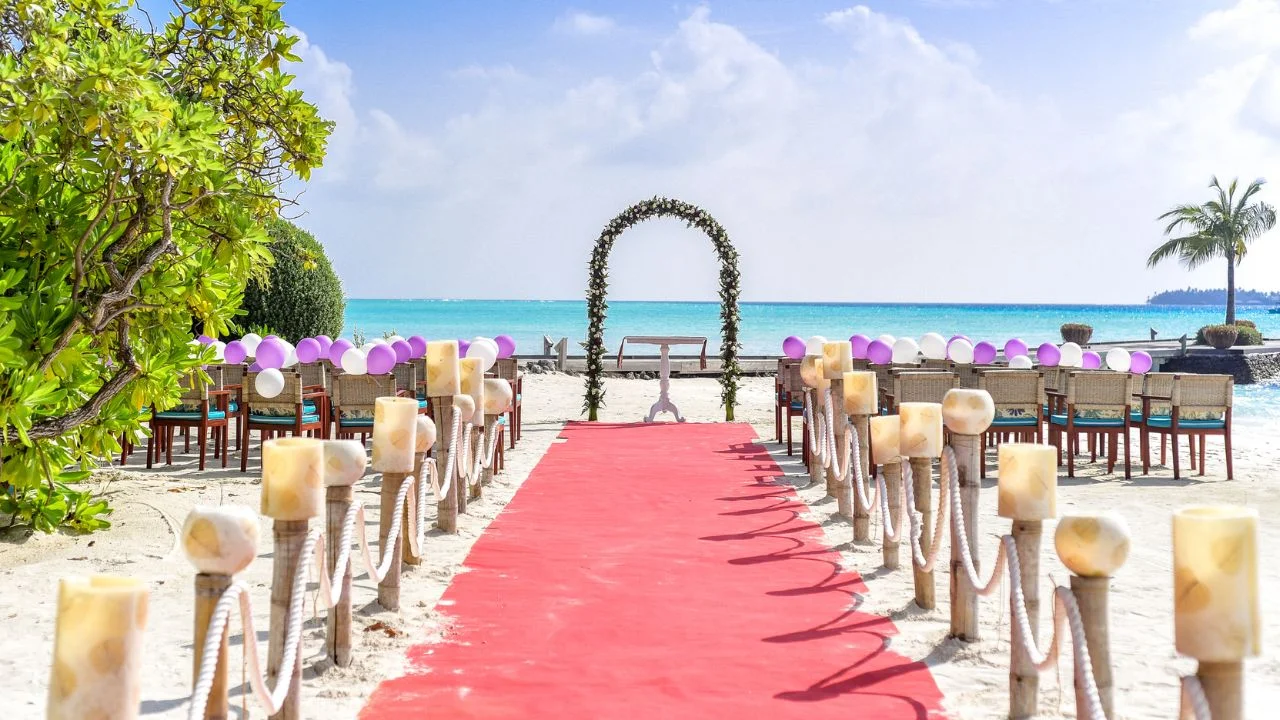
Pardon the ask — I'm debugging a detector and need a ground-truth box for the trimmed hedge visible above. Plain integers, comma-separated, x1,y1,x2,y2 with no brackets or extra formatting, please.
240,219,345,341
1195,322,1261,347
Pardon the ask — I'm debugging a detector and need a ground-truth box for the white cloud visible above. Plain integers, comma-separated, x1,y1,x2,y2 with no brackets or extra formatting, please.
1189,0,1280,54
553,11,616,36
288,3,1280,302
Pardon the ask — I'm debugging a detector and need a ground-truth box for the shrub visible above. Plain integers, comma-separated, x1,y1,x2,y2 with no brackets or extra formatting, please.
1060,323,1093,344
1195,322,1263,346
0,1,331,532
1235,319,1257,330
1198,324,1240,349
240,220,345,341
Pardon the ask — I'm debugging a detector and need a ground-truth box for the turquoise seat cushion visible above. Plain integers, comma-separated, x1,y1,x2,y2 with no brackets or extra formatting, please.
497,416,507,426
227,401,239,413
789,401,804,411
155,410,226,421
1145,416,1225,430
1130,410,1143,423
251,413,320,425
417,399,428,409
1049,414,1125,428
516,393,522,402
991,416,1037,427
338,417,374,428
303,401,318,413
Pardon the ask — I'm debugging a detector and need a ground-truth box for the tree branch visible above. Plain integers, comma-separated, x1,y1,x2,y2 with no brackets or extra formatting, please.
26,321,140,441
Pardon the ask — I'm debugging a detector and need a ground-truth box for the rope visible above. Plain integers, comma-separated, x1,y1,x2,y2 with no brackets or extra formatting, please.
1181,676,1213,720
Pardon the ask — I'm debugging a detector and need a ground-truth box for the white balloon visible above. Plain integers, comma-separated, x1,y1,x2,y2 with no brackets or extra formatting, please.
388,335,405,344
891,337,920,364
241,333,262,355
1059,342,1084,368
949,338,975,365
341,347,367,375
876,334,896,347
466,337,499,371
372,338,389,345
360,342,378,354
255,368,285,398
213,341,226,362
1009,355,1034,369
283,346,298,368
805,335,828,357
1105,348,1131,373
919,332,947,360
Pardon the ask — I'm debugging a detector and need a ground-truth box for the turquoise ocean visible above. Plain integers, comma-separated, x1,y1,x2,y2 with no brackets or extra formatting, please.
342,299,1279,423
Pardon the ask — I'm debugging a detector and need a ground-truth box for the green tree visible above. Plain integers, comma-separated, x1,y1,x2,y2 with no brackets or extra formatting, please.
1149,177,1277,324
239,219,345,340
0,0,331,531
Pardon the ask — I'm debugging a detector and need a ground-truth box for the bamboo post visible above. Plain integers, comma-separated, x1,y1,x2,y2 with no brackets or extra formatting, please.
1194,663,1244,720
371,396,419,612
1056,513,1131,719
909,456,935,609
431,398,458,533
378,472,407,611
453,395,475,515
469,425,483,500
826,377,845,499
194,574,232,719
808,389,825,488
1009,519,1043,720
882,460,902,569
482,416,500,486
321,439,367,668
401,450,425,567
260,437,324,720
850,413,871,540
942,388,994,641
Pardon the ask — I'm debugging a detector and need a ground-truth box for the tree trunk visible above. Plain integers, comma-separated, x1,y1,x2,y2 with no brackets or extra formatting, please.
1225,247,1236,325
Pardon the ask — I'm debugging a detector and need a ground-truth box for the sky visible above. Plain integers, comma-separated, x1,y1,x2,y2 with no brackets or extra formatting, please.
274,0,1280,304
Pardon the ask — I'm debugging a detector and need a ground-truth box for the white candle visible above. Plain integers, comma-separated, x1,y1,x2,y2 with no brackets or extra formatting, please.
1054,513,1130,578
425,340,460,397
1173,505,1260,661
372,396,419,473
322,439,367,487
870,415,900,465
260,437,324,520
899,402,943,458
459,357,485,427
483,378,513,415
182,505,261,576
415,415,438,453
942,389,995,435
800,356,829,390
822,341,854,380
997,443,1057,520
842,371,877,415
47,576,149,720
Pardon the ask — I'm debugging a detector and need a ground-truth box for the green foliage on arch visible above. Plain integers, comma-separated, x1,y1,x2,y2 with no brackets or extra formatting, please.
584,197,742,421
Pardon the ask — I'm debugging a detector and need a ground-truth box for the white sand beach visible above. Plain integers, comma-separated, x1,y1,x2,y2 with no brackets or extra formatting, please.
2,373,1277,718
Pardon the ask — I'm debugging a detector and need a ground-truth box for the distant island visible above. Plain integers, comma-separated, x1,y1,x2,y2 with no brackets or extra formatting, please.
1147,288,1280,306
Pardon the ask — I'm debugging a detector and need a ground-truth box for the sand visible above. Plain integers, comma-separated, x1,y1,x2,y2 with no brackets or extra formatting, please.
1,372,1276,718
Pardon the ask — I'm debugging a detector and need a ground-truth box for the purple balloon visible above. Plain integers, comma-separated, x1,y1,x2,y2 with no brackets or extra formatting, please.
1081,350,1102,369
367,343,396,375
782,335,805,360
264,335,279,342
328,339,354,365
197,334,214,345
1036,342,1061,367
407,335,428,359
296,337,322,364
1004,338,1029,359
949,335,970,344
973,341,997,364
495,334,517,359
391,339,412,363
850,334,872,360
254,338,286,369
223,340,247,364
457,339,471,358
867,339,893,365
248,361,262,372
1130,351,1153,375
315,335,333,355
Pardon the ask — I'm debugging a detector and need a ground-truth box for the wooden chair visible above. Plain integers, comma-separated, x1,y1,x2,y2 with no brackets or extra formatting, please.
954,364,982,389
775,358,800,442
240,370,326,471
212,362,247,450
392,362,429,415
1142,374,1233,479
888,371,957,413
782,364,807,457
921,359,952,370
299,362,330,439
1048,371,1134,479
332,374,396,443
148,368,229,471
978,370,1044,478
494,357,522,448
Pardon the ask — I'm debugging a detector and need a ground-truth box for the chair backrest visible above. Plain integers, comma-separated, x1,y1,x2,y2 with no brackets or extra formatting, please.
244,370,304,415
894,372,958,405
212,363,244,389
978,370,1043,417
1065,371,1133,414
1041,366,1064,394
176,368,219,405
1137,372,1175,414
783,364,804,396
494,357,519,383
851,358,871,371
921,359,952,370
333,374,396,417
299,362,326,389
391,362,417,396
955,365,981,389
1172,374,1233,414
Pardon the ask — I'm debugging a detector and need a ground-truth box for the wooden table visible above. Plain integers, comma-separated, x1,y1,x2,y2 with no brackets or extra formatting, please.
617,336,708,423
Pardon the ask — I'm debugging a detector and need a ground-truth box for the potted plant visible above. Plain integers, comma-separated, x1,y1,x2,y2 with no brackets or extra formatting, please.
1060,323,1093,345
1201,324,1239,349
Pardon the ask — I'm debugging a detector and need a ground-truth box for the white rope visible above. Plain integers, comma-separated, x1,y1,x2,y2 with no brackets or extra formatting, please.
478,418,499,471
900,457,949,574
1181,676,1213,720
874,469,907,542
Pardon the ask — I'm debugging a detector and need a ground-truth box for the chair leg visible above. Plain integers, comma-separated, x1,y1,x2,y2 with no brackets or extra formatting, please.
221,424,228,469
1199,433,1206,476
980,432,987,479
1171,433,1180,480
166,426,174,465
1141,427,1150,475
146,430,155,469
786,415,793,456
1123,429,1131,479
184,427,190,453
241,428,250,472
1106,433,1116,474
198,425,207,471
1160,434,1166,465
1189,435,1197,471
1224,426,1234,480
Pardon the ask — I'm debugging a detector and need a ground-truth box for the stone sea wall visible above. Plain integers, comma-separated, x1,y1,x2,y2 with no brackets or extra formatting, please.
1160,352,1280,384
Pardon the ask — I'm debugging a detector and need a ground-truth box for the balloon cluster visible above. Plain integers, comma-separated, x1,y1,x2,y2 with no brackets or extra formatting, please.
780,332,1154,374
208,331,519,400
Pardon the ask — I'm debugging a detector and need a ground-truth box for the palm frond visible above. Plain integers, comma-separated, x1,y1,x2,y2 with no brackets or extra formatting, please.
1178,234,1224,270
1147,235,1198,268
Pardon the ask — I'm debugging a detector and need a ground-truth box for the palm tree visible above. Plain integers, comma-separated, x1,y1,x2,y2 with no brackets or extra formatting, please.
1149,176,1276,324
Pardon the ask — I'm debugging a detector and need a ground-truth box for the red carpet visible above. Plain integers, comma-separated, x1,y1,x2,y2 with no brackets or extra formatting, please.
361,422,945,719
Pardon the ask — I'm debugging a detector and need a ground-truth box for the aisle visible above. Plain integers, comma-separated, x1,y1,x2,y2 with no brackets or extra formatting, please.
361,422,945,719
